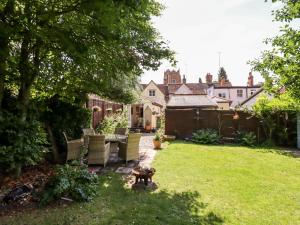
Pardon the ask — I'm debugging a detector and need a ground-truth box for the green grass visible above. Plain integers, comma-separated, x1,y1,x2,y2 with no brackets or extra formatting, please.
1,142,300,225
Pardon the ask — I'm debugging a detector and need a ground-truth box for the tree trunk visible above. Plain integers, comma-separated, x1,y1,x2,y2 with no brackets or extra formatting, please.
45,122,61,163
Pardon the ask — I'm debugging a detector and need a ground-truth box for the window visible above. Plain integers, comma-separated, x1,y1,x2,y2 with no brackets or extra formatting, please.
172,79,176,84
237,89,243,97
218,93,226,98
149,90,156,96
250,90,256,96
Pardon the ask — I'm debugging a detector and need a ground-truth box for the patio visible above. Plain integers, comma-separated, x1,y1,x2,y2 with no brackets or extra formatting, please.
88,133,157,175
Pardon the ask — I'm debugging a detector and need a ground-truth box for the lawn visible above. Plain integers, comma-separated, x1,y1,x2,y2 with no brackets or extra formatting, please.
1,142,300,225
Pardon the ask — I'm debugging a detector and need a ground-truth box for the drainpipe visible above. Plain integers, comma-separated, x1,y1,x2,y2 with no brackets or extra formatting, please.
297,112,300,149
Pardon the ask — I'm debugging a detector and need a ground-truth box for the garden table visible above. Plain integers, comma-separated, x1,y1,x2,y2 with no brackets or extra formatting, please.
105,134,127,152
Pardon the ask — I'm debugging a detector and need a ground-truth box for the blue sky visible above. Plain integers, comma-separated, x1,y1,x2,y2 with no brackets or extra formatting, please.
141,0,283,85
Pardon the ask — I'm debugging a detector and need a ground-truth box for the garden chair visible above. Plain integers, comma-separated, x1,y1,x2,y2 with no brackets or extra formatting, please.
63,132,83,162
119,133,141,163
82,128,96,147
88,135,110,167
114,127,128,135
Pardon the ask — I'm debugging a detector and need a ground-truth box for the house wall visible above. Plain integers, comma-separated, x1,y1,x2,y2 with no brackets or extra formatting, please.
141,81,166,108
241,91,273,110
217,102,230,110
210,87,261,107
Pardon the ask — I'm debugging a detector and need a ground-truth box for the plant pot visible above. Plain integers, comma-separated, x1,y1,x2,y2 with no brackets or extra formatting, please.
145,125,151,131
153,140,161,149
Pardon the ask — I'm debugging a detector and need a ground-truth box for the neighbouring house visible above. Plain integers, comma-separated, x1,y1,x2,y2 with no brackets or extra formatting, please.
238,88,273,110
207,72,262,107
128,69,262,130
167,94,218,109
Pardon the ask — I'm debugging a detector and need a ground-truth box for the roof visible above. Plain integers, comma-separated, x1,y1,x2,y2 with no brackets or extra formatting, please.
240,88,264,106
167,94,218,108
210,96,232,103
213,84,262,89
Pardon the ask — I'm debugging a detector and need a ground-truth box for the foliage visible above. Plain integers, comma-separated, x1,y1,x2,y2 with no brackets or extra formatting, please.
96,109,128,134
218,67,228,82
153,133,161,141
0,111,48,175
157,111,165,137
252,94,298,146
235,131,257,147
0,0,175,122
41,95,91,149
192,129,220,144
251,0,300,100
41,164,99,205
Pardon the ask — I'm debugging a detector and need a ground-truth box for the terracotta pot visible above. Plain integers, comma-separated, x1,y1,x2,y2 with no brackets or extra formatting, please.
145,125,151,131
153,140,161,149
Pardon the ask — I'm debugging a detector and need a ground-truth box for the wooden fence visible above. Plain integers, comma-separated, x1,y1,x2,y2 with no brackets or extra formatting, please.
165,109,262,140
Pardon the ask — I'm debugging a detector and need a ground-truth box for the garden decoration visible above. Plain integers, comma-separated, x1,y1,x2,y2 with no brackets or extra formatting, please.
132,166,156,186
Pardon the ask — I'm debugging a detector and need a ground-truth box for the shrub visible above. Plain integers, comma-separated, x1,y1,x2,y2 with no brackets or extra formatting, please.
0,112,48,176
41,164,99,205
96,109,128,134
235,131,257,147
192,129,220,144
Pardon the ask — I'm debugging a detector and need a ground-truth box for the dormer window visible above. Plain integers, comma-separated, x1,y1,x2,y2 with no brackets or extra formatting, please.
149,90,156,96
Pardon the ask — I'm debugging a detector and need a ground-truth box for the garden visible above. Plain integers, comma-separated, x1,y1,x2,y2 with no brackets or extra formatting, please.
1,142,300,225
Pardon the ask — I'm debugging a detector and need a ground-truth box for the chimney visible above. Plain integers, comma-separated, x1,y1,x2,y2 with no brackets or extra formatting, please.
247,72,254,87
183,75,186,84
206,73,213,84
199,77,202,83
220,77,226,87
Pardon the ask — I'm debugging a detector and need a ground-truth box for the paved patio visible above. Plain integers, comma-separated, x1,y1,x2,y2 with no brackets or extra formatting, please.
89,133,157,175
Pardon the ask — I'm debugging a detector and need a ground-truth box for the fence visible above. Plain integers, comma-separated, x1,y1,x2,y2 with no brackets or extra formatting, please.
165,109,262,140
87,98,123,128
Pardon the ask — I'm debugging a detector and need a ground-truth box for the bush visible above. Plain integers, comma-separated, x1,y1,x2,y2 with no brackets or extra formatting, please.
96,109,128,134
192,129,220,144
41,164,99,205
41,95,92,155
0,112,48,175
235,131,257,147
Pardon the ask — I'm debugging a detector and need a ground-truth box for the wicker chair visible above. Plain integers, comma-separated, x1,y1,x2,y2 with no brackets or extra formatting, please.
114,127,128,135
88,135,110,166
63,132,83,162
119,133,141,163
82,128,96,147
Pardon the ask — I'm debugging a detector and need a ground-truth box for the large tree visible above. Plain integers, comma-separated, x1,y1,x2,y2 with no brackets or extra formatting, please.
0,0,175,121
251,0,300,100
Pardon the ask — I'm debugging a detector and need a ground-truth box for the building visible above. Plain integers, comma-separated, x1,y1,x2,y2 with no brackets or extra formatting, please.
207,72,262,107
128,69,262,130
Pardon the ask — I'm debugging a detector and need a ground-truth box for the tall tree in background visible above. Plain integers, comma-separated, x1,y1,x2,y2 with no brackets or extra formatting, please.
0,0,175,121
218,67,228,82
251,0,300,100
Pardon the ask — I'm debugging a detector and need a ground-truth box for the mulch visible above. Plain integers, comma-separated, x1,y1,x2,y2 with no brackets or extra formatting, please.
0,163,55,217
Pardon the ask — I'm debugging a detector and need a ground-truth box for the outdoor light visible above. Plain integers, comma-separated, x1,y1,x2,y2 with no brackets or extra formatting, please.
92,106,101,112
233,111,240,120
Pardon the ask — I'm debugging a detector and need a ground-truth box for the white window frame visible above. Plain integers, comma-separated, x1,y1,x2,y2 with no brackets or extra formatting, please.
237,89,243,98
218,93,226,98
149,89,156,96
250,89,256,96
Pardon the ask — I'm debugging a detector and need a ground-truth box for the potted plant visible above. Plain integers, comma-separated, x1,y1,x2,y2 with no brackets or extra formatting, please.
145,120,151,131
153,133,162,150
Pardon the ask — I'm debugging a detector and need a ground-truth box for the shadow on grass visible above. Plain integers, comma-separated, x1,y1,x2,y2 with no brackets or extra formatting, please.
1,173,224,225
94,173,224,225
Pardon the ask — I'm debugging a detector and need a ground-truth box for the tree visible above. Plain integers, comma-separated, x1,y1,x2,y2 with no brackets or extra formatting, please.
251,0,300,100
0,0,175,121
218,67,228,82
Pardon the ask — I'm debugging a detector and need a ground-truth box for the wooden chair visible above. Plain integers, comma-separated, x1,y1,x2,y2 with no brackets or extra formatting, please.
114,127,128,135
88,135,110,167
119,133,141,163
63,132,83,162
82,128,96,147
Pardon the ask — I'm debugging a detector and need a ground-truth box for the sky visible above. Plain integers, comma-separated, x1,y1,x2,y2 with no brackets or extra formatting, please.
141,0,283,86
